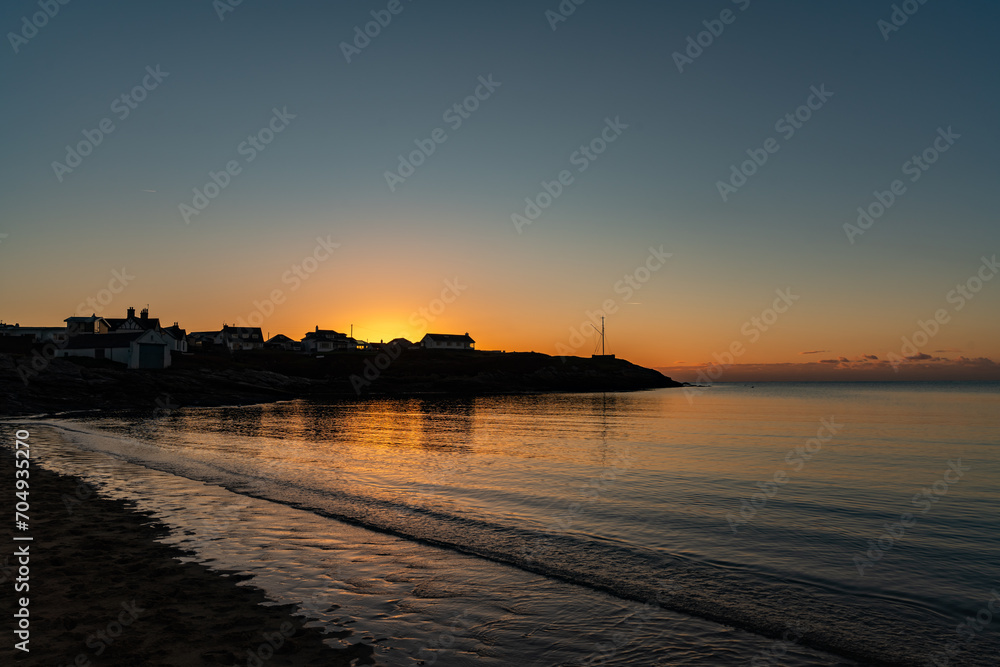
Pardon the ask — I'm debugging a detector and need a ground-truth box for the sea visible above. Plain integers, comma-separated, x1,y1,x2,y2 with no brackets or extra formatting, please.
5,382,999,666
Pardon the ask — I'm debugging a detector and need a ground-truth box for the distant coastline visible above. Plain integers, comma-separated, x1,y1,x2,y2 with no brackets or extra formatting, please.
0,349,683,417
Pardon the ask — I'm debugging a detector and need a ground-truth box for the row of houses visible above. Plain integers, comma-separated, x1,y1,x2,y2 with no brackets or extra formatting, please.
1,307,181,369
0,307,476,369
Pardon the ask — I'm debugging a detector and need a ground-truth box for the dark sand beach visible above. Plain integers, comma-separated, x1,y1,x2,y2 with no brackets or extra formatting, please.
0,449,374,666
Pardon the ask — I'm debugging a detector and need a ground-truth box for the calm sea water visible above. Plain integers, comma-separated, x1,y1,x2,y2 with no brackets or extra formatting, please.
9,383,1000,666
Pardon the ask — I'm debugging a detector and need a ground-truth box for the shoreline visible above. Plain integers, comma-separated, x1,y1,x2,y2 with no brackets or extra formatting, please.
0,350,684,417
0,448,374,666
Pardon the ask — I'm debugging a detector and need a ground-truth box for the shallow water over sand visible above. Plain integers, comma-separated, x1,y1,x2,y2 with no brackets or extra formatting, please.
14,382,1000,665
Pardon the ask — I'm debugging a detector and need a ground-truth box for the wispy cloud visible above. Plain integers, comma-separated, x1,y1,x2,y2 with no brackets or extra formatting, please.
657,354,1000,382
799,350,828,355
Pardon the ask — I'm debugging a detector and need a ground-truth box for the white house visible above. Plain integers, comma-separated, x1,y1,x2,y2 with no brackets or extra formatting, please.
420,333,475,350
161,323,188,353
221,325,264,351
301,327,360,353
55,330,171,369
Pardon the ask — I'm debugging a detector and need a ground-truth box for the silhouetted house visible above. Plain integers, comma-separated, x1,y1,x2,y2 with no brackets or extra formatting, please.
301,326,359,353
161,323,188,352
105,306,160,333
370,338,415,354
64,314,109,336
420,333,475,350
188,331,224,351
221,325,264,351
0,324,69,345
55,330,171,369
265,334,300,352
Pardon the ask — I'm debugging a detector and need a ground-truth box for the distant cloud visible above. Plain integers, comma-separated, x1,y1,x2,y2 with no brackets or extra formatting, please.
142,189,156,193
799,350,828,355
657,354,1000,381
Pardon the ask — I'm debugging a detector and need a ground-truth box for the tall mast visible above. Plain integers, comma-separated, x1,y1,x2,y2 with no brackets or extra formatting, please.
602,316,605,356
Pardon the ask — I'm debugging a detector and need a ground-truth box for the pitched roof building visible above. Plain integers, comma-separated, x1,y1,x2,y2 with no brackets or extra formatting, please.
56,330,171,369
302,326,360,353
221,325,264,351
420,333,475,350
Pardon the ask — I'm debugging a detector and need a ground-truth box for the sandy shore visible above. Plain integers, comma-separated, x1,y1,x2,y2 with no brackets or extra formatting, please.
0,449,374,666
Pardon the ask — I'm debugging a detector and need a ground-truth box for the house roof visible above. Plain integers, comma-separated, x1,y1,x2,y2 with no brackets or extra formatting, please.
303,329,347,341
387,338,414,347
267,334,295,343
221,326,263,337
105,317,161,331
64,314,102,323
64,331,147,350
161,325,187,338
423,333,475,343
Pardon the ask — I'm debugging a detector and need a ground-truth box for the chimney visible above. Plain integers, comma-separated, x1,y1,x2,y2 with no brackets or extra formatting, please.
315,325,319,332
140,307,149,322
127,306,135,319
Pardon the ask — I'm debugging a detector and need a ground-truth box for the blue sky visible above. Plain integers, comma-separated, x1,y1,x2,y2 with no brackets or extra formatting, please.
1,0,998,374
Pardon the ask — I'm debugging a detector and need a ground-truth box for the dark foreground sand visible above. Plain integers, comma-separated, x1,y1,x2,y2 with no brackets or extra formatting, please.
0,450,375,666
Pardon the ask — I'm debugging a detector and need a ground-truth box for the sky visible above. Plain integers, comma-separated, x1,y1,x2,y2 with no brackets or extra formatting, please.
1,0,998,380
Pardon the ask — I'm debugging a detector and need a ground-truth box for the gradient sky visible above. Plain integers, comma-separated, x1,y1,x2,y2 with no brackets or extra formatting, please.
1,1,998,379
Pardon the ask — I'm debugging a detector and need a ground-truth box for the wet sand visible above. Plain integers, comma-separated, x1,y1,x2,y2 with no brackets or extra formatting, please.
0,449,374,666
